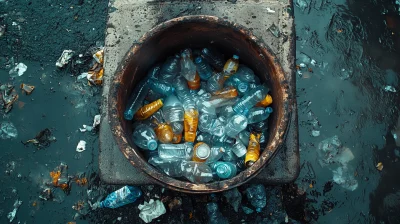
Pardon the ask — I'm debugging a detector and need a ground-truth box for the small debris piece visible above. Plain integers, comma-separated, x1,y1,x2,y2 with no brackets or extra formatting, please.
7,199,22,222
311,130,320,137
72,200,85,211
39,188,53,201
266,7,275,13
56,50,74,68
76,140,87,152
384,85,397,92
93,49,104,64
79,115,101,132
0,121,18,139
0,24,5,37
20,83,35,95
49,162,70,191
74,177,88,186
24,128,56,148
87,63,104,86
138,199,166,223
1,84,19,114
268,23,280,38
376,162,383,171
168,197,182,211
9,63,27,76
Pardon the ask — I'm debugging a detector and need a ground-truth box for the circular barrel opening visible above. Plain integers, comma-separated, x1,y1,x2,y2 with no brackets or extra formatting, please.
109,16,289,193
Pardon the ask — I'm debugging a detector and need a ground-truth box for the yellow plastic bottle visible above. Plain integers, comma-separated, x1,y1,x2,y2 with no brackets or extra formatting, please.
134,99,163,120
245,133,261,167
154,123,174,143
256,94,273,107
187,72,201,90
184,108,199,142
211,86,238,99
223,55,240,78
192,142,211,162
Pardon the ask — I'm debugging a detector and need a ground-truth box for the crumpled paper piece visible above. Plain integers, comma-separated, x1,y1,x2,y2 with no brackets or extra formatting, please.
79,115,101,132
138,199,166,223
76,140,87,152
56,50,74,68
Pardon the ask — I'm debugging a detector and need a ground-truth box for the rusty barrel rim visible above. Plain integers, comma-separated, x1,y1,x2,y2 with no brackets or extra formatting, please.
108,15,290,193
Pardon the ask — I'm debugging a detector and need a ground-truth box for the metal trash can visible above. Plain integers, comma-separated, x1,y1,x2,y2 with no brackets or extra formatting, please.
107,16,291,193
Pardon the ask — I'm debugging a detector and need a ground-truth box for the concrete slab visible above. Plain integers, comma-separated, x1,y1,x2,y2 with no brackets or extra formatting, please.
100,0,298,186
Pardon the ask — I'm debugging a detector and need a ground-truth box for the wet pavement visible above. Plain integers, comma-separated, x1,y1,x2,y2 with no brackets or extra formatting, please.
1,0,400,223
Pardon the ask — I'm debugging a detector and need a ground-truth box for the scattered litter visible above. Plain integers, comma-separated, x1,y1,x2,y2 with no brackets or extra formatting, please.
72,200,90,215
56,50,74,68
384,85,397,92
266,7,275,13
310,59,317,66
138,199,166,223
1,84,19,113
332,166,358,191
24,128,56,148
76,140,87,152
268,23,280,38
317,135,343,167
9,62,27,76
93,49,104,64
167,197,182,211
0,121,18,139
376,162,383,171
87,64,104,86
20,83,35,95
80,115,101,132
92,186,142,209
311,130,320,137
246,184,266,210
49,162,70,191
39,188,53,201
7,199,22,222
223,188,242,212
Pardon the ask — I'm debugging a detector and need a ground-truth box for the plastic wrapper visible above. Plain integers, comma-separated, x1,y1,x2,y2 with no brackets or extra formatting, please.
9,62,27,76
7,200,22,222
0,121,18,139
87,64,104,86
138,199,166,223
76,140,87,152
56,50,74,68
24,128,56,148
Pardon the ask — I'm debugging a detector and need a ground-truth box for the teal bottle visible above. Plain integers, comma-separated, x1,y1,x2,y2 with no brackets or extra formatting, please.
212,161,237,179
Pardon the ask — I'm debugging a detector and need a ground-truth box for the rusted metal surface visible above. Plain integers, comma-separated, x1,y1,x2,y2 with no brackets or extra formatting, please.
107,15,291,193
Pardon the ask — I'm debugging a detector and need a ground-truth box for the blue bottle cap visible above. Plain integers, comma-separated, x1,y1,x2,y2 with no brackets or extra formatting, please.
237,82,248,93
216,164,231,179
233,55,239,59
195,57,202,64
147,140,158,150
265,107,273,113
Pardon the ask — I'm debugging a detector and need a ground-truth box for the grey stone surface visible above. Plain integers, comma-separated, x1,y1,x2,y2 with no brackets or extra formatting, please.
100,0,298,186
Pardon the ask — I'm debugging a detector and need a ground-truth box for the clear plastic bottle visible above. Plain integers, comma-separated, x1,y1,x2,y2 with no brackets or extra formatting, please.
192,142,211,162
180,49,197,81
159,55,180,83
162,94,184,123
207,202,229,224
212,134,236,147
217,105,235,119
247,107,273,124
173,76,189,92
201,48,225,72
132,124,158,150
223,55,239,77
224,114,248,138
235,65,260,84
181,161,213,183
149,79,175,96
206,146,226,164
176,90,196,111
197,132,212,144
238,130,250,146
124,78,150,120
212,161,237,179
134,99,164,120
148,156,183,177
194,57,213,80
210,86,238,100
171,121,183,134
256,94,273,107
222,147,238,162
232,85,269,115
154,123,174,143
229,141,247,157
97,186,142,209
198,113,217,133
158,142,193,160
245,133,261,167
224,74,250,96
184,108,199,142
206,72,225,93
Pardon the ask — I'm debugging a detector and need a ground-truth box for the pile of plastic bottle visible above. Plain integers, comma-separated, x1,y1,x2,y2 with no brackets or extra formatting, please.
124,48,273,184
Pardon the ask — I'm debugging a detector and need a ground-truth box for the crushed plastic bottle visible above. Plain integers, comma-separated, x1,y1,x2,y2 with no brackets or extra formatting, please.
95,186,142,209
233,85,269,115
194,56,213,80
201,48,225,71
158,142,193,160
225,114,248,138
246,184,266,211
181,161,213,183
162,94,184,123
148,157,183,177
206,72,225,93
180,49,197,81
159,55,180,83
207,202,229,224
247,107,273,124
132,124,158,150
